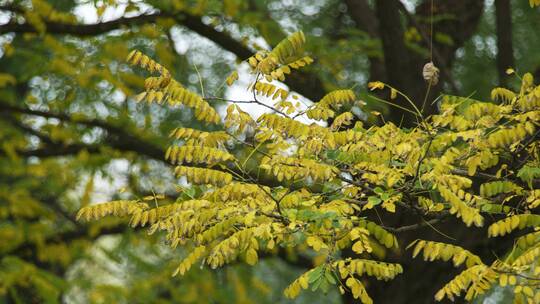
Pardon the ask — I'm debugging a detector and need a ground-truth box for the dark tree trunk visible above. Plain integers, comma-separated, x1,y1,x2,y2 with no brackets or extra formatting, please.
345,0,484,126
339,3,488,301
365,216,517,304
495,0,514,87
413,0,485,117
344,0,386,82
375,0,425,126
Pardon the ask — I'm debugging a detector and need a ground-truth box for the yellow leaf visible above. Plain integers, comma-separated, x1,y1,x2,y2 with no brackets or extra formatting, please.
384,234,395,248
499,274,507,287
382,201,396,213
352,241,365,254
0,73,16,88
299,275,309,289
432,203,445,212
368,81,385,91
390,88,397,100
246,248,258,265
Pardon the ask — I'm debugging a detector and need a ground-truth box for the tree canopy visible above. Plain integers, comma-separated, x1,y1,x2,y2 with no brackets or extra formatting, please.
1,1,540,303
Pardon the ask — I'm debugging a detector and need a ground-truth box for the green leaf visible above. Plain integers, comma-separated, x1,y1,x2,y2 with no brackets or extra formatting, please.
368,196,382,206
324,269,336,285
311,276,323,291
319,278,330,293
517,165,540,188
308,266,324,283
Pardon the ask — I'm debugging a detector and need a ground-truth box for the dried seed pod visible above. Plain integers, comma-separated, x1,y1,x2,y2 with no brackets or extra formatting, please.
423,62,439,85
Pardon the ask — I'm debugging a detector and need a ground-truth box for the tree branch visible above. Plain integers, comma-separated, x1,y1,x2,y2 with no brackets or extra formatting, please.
385,218,442,233
0,7,326,101
0,102,298,190
0,102,165,160
0,4,253,60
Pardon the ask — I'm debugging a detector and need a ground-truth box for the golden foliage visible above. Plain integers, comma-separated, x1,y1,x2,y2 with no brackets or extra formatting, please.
336,258,403,281
480,181,523,197
487,214,540,237
168,127,230,147
434,265,497,302
486,122,535,148
260,155,338,182
254,31,306,75
76,200,148,221
127,50,170,77
306,89,356,120
79,32,540,303
172,246,206,276
252,82,289,100
491,87,516,102
165,145,235,165
174,166,233,186
128,50,220,124
437,186,484,227
245,31,312,84
410,240,482,267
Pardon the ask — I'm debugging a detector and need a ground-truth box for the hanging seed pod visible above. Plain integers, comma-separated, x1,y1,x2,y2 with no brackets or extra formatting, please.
423,62,439,85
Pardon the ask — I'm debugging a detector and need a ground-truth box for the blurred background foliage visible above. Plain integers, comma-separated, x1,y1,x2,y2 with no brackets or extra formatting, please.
0,0,538,303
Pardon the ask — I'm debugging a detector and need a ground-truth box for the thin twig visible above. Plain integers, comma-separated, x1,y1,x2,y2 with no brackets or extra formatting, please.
411,133,434,187
421,80,433,114
396,1,459,92
384,218,441,233
368,94,419,117
204,96,290,118
493,269,540,281
193,63,205,98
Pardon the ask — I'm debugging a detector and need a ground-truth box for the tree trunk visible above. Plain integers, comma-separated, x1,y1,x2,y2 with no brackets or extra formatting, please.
344,0,386,82
495,0,514,87
375,0,425,125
